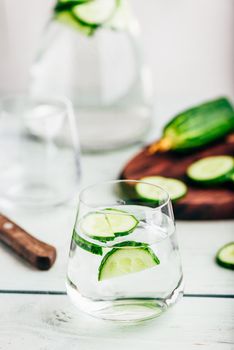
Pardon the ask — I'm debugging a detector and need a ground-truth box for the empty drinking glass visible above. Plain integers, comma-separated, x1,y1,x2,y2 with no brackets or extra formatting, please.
0,95,81,208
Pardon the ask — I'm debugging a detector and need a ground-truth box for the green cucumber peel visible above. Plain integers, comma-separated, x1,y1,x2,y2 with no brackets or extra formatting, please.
98,241,160,281
79,208,139,243
71,0,118,26
187,156,234,185
55,0,121,35
72,229,103,255
164,97,234,151
136,176,187,202
55,11,95,36
216,242,234,270
54,0,93,13
228,172,234,182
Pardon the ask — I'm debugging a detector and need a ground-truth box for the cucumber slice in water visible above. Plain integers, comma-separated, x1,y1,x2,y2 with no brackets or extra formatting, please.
58,0,90,4
54,0,91,13
98,241,160,281
72,0,117,25
136,176,187,202
72,230,103,255
55,11,94,35
187,156,234,184
216,242,234,270
113,241,149,248
80,209,139,242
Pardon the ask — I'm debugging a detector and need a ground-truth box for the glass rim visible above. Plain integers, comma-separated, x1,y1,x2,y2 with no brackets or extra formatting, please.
79,179,171,211
0,93,73,121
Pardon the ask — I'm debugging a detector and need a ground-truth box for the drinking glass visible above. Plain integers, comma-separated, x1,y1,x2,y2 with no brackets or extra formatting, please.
0,95,81,208
66,180,184,322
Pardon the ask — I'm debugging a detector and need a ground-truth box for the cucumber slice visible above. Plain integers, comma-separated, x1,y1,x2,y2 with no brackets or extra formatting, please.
58,0,90,4
54,0,91,13
216,242,234,270
113,241,149,248
104,208,139,237
136,176,187,202
72,230,103,255
55,11,94,35
98,241,160,280
72,0,117,26
80,209,139,242
187,156,234,184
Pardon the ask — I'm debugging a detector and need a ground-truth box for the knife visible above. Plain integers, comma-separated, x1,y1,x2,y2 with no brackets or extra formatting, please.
0,214,56,270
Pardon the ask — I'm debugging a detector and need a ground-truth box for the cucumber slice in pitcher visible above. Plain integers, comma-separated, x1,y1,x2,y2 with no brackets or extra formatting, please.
98,241,160,281
216,242,234,270
72,0,117,26
187,156,234,184
72,230,103,255
80,209,139,242
55,11,94,35
57,0,90,4
136,176,187,202
54,0,91,13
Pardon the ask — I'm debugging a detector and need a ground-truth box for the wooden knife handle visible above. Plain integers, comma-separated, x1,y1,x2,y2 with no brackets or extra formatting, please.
0,214,56,270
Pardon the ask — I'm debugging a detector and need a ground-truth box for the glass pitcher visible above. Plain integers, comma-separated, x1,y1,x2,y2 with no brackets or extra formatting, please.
30,0,153,152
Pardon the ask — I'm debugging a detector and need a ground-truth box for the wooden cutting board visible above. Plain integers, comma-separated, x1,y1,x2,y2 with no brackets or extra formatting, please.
120,134,234,220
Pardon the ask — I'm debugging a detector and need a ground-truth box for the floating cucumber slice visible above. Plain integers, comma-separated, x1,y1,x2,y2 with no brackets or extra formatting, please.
187,156,234,184
79,209,139,242
98,241,160,280
136,176,187,202
113,241,149,248
58,0,90,4
104,208,139,237
216,242,234,270
72,0,117,25
55,11,94,35
54,0,91,13
72,230,103,255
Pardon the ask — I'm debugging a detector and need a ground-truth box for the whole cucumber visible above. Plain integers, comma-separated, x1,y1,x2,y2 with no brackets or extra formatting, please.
149,97,234,154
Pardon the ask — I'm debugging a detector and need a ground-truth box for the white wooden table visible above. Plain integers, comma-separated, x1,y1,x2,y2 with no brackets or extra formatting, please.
0,145,233,349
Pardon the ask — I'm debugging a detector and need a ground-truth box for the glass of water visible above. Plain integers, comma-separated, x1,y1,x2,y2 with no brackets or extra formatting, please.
0,95,80,208
66,180,184,322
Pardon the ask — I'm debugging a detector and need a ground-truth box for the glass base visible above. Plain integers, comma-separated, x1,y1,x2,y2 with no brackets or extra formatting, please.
66,278,184,322
76,106,151,152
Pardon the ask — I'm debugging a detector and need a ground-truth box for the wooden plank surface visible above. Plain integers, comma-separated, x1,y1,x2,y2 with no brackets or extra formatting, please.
0,148,233,295
0,294,233,350
0,213,233,295
177,221,234,295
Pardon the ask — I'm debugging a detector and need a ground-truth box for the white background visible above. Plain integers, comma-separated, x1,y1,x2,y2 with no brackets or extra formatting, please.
0,0,233,115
